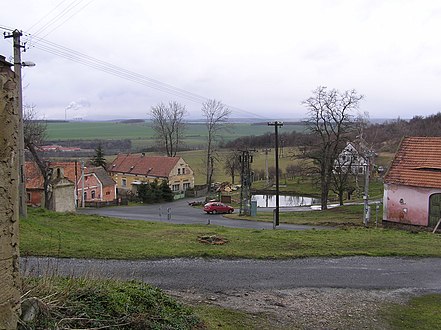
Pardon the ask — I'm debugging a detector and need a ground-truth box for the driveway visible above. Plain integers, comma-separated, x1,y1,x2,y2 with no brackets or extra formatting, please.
78,198,328,230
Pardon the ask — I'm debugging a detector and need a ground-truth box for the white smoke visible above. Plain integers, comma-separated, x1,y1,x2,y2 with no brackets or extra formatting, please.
65,99,91,120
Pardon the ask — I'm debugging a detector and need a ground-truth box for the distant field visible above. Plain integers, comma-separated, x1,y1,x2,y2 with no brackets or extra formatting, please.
45,121,307,144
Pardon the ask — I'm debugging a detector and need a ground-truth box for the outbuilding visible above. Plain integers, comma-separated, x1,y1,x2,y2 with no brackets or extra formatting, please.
383,137,441,227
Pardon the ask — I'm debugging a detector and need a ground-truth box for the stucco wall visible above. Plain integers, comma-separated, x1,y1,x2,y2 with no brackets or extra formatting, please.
0,58,20,329
53,180,76,212
383,183,441,226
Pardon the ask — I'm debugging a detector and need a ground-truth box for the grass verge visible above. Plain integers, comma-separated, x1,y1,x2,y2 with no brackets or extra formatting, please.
382,294,441,330
228,204,379,227
21,208,441,260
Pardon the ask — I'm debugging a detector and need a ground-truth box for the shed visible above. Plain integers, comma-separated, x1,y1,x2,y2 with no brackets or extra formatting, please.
383,137,441,227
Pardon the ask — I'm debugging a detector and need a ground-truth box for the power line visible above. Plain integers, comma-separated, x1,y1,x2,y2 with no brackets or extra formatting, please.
26,36,268,118
26,0,71,32
34,0,95,41
29,0,93,40
1,24,270,119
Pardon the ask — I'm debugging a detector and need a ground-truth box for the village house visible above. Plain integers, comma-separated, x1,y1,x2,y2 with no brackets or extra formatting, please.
25,161,117,207
107,153,194,195
334,142,367,175
383,136,441,227
25,162,76,212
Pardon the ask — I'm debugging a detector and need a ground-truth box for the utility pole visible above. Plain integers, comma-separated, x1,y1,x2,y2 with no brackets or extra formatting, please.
262,148,271,185
239,149,254,216
5,30,27,218
268,121,283,227
363,153,373,226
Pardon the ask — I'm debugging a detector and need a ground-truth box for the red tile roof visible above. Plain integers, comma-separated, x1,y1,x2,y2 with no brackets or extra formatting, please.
108,154,180,178
384,137,441,189
25,162,44,189
25,161,115,188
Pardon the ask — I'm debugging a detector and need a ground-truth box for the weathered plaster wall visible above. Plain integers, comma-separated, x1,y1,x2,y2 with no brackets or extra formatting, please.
53,180,75,213
0,59,20,329
383,183,441,226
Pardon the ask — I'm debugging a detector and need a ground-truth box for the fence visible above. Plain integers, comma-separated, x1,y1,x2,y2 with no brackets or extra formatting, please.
83,198,128,208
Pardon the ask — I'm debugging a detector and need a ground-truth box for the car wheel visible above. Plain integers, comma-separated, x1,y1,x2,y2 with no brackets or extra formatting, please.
228,209,233,214
213,210,218,214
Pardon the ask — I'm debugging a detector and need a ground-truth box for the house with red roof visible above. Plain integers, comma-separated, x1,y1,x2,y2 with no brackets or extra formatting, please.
25,161,116,207
383,137,441,227
107,153,194,195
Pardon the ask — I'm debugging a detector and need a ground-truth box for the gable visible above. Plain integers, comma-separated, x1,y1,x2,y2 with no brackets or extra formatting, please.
385,137,441,189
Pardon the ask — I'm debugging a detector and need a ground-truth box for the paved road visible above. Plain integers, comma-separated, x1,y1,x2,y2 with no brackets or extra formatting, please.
22,256,441,292
78,198,327,231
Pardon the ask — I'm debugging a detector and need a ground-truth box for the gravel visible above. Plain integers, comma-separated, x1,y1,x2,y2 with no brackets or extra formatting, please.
168,287,420,329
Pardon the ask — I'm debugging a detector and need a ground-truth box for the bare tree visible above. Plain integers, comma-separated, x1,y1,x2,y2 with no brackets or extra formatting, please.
302,86,363,210
202,99,231,188
224,150,241,184
23,105,54,209
331,150,357,206
150,101,186,157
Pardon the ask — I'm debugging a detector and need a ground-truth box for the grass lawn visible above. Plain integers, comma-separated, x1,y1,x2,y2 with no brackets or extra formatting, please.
382,294,441,330
21,207,441,260
228,204,381,227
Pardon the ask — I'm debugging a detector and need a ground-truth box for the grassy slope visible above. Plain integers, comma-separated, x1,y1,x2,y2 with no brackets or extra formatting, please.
22,277,202,329
21,208,441,260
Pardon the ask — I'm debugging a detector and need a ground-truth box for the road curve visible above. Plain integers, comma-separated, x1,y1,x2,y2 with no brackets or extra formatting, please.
22,256,441,292
77,199,328,231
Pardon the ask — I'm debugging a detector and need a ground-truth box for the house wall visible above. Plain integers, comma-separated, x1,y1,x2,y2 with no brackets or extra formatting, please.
27,189,43,206
0,56,21,329
383,183,441,226
169,160,195,192
110,173,166,191
77,173,116,202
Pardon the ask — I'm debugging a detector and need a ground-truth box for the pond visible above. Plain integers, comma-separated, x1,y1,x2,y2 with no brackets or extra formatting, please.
252,194,321,208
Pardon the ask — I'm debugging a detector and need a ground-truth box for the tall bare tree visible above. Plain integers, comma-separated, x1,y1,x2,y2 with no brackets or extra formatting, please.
202,99,231,188
23,105,55,209
302,86,363,210
150,101,186,157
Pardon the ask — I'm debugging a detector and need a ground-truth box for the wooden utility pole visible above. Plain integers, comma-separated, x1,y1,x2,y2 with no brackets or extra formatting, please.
268,121,283,227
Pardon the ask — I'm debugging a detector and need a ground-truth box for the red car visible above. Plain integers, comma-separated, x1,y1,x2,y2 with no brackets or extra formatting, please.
203,202,234,214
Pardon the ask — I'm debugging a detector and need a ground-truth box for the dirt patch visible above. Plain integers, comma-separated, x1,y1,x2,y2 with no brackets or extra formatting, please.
198,235,228,245
168,287,417,329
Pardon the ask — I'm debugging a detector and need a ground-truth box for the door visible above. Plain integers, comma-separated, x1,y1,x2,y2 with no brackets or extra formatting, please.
429,193,441,227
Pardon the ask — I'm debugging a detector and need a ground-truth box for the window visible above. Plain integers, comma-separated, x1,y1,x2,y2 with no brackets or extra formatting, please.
182,168,185,175
183,182,191,190
172,184,180,191
178,168,181,175
91,190,96,199
27,192,31,202
106,191,110,195
83,191,87,200
122,178,127,187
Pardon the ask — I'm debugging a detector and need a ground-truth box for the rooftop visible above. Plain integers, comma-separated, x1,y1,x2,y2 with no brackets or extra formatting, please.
384,136,441,189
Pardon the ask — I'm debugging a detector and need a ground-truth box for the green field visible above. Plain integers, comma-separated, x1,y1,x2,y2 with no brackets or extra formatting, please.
45,121,306,143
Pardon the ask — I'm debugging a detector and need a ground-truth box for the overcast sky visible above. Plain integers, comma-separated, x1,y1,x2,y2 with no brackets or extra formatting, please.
2,0,441,121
